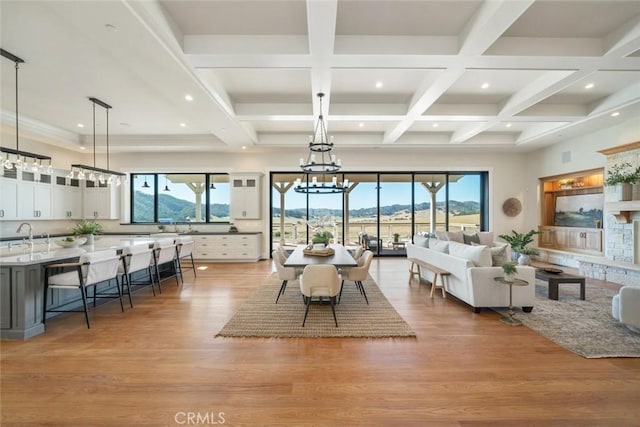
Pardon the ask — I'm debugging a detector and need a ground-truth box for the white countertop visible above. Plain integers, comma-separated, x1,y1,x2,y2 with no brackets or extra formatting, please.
0,237,157,267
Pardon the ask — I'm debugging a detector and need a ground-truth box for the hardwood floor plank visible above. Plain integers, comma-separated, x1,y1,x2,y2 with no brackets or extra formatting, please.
2,258,640,426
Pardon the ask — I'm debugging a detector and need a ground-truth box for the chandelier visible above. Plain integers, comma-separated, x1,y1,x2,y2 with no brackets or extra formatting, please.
69,97,125,186
294,93,348,194
0,49,53,176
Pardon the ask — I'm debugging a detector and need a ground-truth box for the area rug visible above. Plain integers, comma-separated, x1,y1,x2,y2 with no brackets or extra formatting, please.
215,273,416,338
499,280,640,358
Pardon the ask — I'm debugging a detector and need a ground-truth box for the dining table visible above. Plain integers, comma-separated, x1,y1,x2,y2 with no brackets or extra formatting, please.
283,244,358,269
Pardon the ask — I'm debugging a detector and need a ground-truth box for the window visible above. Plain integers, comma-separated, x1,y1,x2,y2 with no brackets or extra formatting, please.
131,173,229,223
270,171,488,256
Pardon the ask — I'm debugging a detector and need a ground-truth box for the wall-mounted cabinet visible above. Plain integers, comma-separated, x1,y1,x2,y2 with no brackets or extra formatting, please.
230,174,261,220
52,176,82,219
0,175,19,220
83,180,120,220
539,168,604,255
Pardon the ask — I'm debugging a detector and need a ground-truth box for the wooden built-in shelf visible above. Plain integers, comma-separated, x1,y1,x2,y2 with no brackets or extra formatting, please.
606,200,640,223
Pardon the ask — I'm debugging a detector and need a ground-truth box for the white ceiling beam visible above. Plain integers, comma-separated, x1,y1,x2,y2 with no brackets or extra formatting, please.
588,82,640,116
306,0,338,118
383,67,466,144
458,0,534,55
184,35,308,55
603,15,640,58
515,122,570,144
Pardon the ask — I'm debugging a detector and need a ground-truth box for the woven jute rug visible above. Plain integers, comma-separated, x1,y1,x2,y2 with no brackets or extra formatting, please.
496,280,640,358
215,273,416,338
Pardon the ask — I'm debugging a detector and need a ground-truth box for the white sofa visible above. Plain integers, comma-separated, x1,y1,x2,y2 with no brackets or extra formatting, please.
612,286,640,333
407,236,536,313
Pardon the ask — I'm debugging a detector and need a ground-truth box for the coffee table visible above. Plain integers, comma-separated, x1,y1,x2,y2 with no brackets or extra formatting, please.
535,269,586,301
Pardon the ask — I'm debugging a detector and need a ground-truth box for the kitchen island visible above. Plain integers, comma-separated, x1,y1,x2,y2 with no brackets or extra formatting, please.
0,237,156,340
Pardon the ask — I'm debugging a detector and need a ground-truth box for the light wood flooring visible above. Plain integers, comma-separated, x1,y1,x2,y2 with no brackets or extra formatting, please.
1,258,640,426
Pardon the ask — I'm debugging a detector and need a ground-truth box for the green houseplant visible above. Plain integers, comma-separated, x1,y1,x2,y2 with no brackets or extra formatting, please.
498,229,540,262
502,263,517,283
605,162,640,201
311,231,333,245
393,233,400,243
72,220,102,245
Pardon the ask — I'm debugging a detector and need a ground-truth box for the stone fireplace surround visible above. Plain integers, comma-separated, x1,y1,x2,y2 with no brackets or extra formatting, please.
538,142,640,286
577,142,640,286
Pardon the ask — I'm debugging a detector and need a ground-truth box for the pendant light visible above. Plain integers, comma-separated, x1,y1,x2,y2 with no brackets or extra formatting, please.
142,176,150,188
163,176,170,191
70,97,125,183
0,49,53,172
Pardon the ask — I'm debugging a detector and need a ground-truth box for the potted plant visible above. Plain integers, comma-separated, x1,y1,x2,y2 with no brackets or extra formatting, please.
498,229,540,261
72,219,102,245
502,263,517,283
311,231,332,248
517,246,539,266
605,161,640,201
393,233,400,243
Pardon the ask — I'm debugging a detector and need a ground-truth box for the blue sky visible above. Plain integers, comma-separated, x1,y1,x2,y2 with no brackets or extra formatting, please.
133,174,481,211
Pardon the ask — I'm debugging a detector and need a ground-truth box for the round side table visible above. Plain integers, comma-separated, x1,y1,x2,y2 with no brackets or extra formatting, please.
494,277,529,326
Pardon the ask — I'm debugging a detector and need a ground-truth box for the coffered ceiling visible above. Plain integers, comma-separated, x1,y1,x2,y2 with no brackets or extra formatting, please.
1,0,639,154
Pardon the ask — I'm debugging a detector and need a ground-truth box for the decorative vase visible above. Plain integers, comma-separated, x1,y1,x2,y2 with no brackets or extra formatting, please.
511,250,519,262
616,183,632,201
84,234,95,245
504,273,515,283
518,254,531,266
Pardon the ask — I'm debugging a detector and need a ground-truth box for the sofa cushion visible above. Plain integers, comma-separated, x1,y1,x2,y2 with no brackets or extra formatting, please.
449,241,492,267
478,231,495,247
413,234,429,248
463,233,481,245
446,231,464,243
490,243,508,266
435,231,448,240
430,240,449,254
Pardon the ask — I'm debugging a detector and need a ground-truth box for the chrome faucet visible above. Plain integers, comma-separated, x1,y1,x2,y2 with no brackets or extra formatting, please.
16,222,34,249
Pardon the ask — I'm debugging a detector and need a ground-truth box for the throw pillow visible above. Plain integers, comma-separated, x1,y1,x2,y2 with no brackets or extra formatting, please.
446,231,464,243
413,235,429,248
448,241,492,267
463,232,481,245
430,240,449,254
490,243,508,266
435,231,448,240
478,231,495,247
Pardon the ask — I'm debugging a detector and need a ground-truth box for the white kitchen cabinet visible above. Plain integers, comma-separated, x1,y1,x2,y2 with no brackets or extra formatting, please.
0,175,19,220
192,233,261,261
83,181,120,220
230,174,261,220
52,176,82,219
18,172,52,220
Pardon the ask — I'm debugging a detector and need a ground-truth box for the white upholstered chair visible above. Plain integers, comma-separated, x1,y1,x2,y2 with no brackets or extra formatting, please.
151,238,179,292
340,250,373,304
118,243,155,303
175,236,196,283
43,249,121,329
612,286,640,333
299,264,342,327
272,249,299,303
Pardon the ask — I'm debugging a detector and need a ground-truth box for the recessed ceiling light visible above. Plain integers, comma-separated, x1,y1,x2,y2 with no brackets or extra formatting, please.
180,122,186,127
506,123,512,128
241,146,247,150
80,146,86,150
77,123,84,128
105,24,118,32
358,122,364,127
432,123,438,128
611,112,620,117
184,94,193,102
584,83,595,90
375,81,383,88
481,82,490,89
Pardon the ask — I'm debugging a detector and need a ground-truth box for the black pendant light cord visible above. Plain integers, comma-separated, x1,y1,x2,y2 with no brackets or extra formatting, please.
15,61,19,152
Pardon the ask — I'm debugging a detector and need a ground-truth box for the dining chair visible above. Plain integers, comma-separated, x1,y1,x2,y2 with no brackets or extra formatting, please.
175,236,196,283
340,250,373,304
43,249,121,329
118,243,155,304
272,249,299,303
299,264,341,327
151,238,180,293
